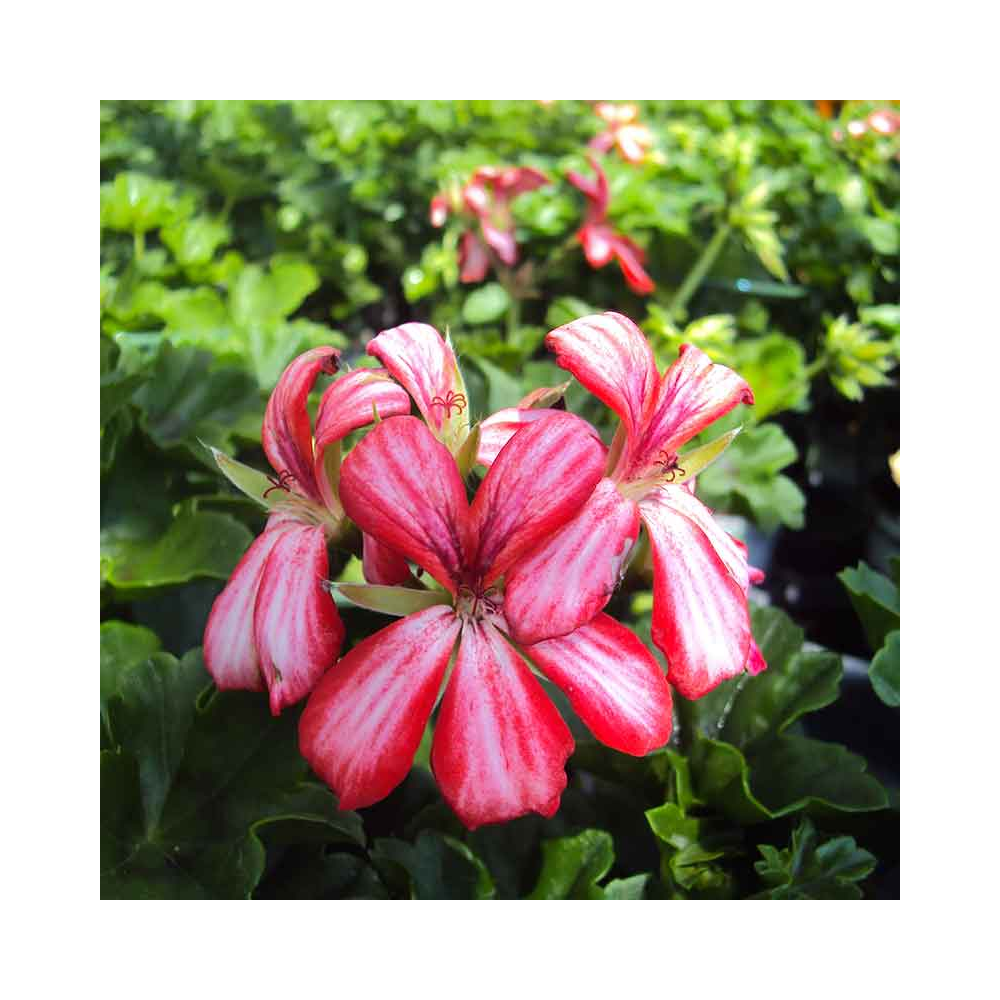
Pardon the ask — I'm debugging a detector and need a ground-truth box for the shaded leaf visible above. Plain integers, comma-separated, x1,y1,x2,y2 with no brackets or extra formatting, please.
371,831,494,900
527,829,614,900
869,630,900,707
838,561,900,651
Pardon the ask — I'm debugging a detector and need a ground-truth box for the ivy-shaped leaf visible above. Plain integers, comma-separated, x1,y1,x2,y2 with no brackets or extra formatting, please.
527,829,614,900
371,831,494,900
838,560,900,651
869,630,900,707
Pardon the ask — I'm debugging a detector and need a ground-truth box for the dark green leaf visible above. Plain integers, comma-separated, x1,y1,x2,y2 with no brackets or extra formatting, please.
527,829,614,900
604,874,651,899
100,621,162,738
869,630,900,707
838,561,900,651
461,283,510,325
371,831,495,900
754,817,876,899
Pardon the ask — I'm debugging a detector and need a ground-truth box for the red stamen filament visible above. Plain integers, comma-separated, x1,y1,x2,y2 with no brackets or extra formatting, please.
430,390,467,417
657,451,685,483
263,470,296,498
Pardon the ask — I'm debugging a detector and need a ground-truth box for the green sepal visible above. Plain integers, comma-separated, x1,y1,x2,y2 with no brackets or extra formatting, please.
674,425,742,484
454,422,481,478
331,582,452,617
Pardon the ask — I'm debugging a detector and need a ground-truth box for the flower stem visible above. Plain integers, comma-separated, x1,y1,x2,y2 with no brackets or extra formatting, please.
668,222,731,320
133,229,145,262
803,354,828,380
507,290,521,339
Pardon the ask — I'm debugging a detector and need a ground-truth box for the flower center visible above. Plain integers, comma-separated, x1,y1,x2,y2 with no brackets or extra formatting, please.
655,450,685,483
455,584,503,622
263,469,297,498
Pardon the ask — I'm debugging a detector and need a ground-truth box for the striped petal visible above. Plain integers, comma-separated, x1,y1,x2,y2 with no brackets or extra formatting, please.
476,407,555,468
525,614,672,756
470,411,605,585
504,478,640,644
312,368,411,507
627,344,753,478
202,513,298,693
612,235,655,295
262,346,339,504
545,312,659,455
362,532,412,586
639,490,752,699
253,523,345,715
299,606,461,811
367,322,470,450
431,620,574,829
339,416,473,593
459,230,490,283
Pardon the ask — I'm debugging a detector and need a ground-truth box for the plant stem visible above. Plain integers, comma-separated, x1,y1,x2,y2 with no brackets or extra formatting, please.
674,694,698,754
133,229,145,262
803,354,828,380
506,291,521,339
668,222,731,320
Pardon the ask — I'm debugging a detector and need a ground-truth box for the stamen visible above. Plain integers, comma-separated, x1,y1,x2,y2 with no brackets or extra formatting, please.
429,390,467,417
263,470,296,498
657,450,685,483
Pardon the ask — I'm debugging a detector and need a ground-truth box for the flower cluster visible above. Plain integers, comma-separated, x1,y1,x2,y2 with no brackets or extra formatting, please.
430,166,549,283
205,312,764,828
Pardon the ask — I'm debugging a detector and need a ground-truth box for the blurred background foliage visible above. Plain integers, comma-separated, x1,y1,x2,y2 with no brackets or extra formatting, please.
100,100,899,899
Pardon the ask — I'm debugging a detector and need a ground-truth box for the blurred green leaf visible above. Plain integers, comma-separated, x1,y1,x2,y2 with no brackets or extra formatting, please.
462,283,511,325
100,622,162,740
371,831,494,900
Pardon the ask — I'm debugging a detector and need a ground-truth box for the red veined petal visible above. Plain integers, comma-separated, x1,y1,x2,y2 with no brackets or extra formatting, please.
339,416,473,593
300,606,461,811
567,155,610,219
262,346,339,504
253,523,345,715
627,343,753,477
312,367,411,509
746,639,767,676
476,407,557,468
504,479,640,644
495,166,549,198
362,532,412,586
470,411,605,585
545,311,659,452
459,230,491,283
525,613,672,756
579,223,616,267
431,620,574,829
462,181,490,216
202,513,298,692
429,194,449,227
639,490,752,699
612,235,656,295
367,322,468,446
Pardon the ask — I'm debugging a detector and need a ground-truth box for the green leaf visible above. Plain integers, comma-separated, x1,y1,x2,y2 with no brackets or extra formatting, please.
674,426,742,484
731,333,808,420
697,422,805,530
545,296,597,330
645,803,739,897
467,356,524,413
371,831,495,900
747,735,889,817
604,874,651,899
838,561,900,651
132,342,262,455
869,630,900,707
161,215,231,267
229,256,320,328
857,215,899,255
100,622,162,740
754,817,876,899
527,829,614,900
462,283,510,325
100,172,190,234
107,649,208,834
102,509,252,595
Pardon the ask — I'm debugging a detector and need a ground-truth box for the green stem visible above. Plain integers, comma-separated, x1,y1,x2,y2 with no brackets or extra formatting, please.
803,354,828,380
668,222,731,320
674,694,698,754
133,229,145,262
506,291,521,340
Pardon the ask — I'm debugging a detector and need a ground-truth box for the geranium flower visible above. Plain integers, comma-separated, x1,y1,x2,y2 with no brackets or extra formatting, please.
589,102,654,164
568,156,655,295
203,347,411,714
430,166,549,283
501,312,766,699
299,411,673,828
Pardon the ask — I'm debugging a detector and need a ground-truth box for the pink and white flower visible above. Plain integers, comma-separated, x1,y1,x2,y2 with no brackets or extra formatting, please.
503,312,766,699
589,102,655,164
299,411,673,829
430,166,549,283
203,347,411,714
568,157,655,295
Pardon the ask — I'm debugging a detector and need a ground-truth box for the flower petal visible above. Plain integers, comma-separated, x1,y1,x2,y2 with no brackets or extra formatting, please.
366,323,470,449
339,416,473,592
431,620,574,829
628,343,754,476
300,606,461,811
612,235,656,294
362,532,412,586
253,523,345,715
470,411,605,585
639,490,752,699
459,230,491,283
567,156,610,220
525,614,672,756
476,407,557,468
579,222,615,267
262,346,339,504
481,221,518,265
203,514,298,692
504,478,640,644
545,311,659,453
